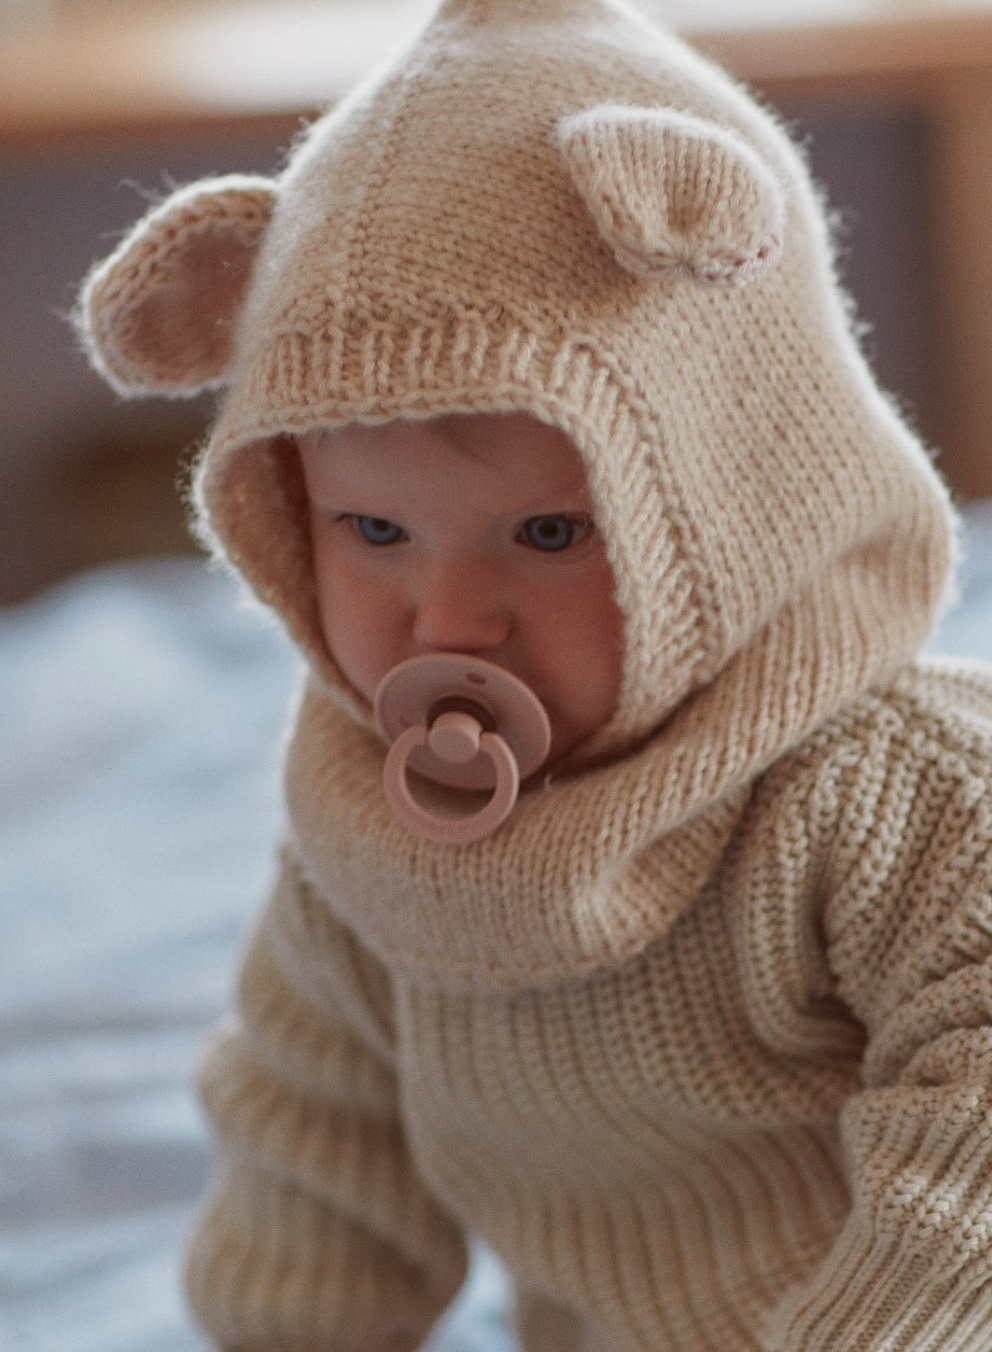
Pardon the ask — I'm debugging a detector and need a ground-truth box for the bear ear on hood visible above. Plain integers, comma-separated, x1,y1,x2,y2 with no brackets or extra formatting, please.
76,175,277,398
558,105,786,286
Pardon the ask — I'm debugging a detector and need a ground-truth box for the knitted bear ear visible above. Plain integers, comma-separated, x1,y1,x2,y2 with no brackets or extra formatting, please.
558,105,786,286
77,175,277,397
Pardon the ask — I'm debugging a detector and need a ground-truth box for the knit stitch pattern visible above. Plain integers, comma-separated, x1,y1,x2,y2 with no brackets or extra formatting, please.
185,664,992,1352
74,0,992,1349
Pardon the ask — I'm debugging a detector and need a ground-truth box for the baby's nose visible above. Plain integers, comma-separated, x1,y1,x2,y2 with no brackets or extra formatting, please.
412,561,511,653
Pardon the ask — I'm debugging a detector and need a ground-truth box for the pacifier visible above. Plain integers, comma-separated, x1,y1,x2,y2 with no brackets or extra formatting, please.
373,654,552,845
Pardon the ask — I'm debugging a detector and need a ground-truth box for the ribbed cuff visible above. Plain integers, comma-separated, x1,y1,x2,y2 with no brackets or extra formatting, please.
770,1215,992,1352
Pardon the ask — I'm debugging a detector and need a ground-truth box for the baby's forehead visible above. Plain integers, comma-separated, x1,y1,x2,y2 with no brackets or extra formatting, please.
299,413,592,498
303,410,577,451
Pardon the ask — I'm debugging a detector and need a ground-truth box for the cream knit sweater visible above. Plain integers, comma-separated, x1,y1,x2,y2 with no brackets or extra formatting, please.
76,1,992,1349
182,662,992,1352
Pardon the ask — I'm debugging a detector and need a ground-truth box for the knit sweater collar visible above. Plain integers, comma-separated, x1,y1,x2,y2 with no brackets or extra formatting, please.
285,673,751,994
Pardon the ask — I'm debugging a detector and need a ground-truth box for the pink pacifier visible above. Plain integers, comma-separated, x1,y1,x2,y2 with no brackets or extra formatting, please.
373,654,552,845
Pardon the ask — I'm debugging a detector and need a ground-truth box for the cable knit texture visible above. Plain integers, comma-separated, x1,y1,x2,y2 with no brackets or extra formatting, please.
76,0,992,1349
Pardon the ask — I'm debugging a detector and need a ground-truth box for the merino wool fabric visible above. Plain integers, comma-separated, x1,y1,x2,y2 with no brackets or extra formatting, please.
75,0,992,1349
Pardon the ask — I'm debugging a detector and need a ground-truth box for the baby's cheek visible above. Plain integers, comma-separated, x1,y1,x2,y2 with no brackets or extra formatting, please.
340,586,413,697
565,570,624,708
308,525,340,646
537,574,621,694
313,558,397,698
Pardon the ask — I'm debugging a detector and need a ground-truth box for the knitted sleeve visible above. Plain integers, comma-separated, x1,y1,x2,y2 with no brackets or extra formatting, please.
770,678,992,1352
183,843,469,1352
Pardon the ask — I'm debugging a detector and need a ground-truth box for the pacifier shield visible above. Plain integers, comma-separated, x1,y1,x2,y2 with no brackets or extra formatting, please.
373,654,551,790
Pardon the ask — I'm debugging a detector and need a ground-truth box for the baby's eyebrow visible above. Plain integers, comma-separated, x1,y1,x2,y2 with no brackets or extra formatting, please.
499,484,594,516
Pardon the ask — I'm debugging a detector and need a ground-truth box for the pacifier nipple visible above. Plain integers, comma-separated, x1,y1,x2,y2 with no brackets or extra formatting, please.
428,710,483,763
373,654,552,845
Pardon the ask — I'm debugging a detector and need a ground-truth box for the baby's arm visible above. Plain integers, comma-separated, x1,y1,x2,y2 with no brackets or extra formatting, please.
767,674,992,1351
185,843,468,1352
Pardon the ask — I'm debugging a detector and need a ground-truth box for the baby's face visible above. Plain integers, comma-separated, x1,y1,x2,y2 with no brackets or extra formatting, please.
298,412,624,768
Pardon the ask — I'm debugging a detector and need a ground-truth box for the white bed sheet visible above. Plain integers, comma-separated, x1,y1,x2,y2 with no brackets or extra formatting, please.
3,500,991,1352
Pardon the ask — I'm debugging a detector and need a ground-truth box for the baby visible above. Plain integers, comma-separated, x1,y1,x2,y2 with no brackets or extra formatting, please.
77,0,992,1350
297,413,623,773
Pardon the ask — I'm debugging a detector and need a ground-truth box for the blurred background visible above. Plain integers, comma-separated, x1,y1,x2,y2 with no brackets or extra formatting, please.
3,0,992,603
5,8,992,1352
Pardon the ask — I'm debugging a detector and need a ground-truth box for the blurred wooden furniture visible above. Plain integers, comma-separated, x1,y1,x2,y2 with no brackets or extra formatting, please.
5,0,992,498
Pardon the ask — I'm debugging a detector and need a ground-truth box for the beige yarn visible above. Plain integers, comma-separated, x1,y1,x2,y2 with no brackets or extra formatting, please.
76,0,992,1348
183,664,992,1352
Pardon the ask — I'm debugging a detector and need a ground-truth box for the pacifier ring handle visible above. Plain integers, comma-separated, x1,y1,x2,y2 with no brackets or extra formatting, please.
374,653,551,843
383,718,521,845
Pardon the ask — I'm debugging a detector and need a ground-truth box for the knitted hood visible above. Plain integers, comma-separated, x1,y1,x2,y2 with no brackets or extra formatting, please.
79,0,956,985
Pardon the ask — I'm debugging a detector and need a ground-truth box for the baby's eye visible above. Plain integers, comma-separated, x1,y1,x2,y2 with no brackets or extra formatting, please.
517,515,591,553
350,515,408,547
